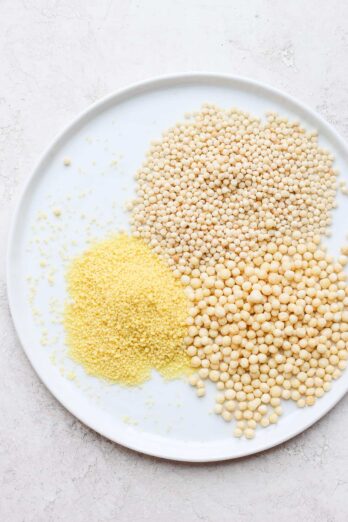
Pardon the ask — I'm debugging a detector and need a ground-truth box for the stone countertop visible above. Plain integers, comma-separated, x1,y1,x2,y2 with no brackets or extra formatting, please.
1,1,347,521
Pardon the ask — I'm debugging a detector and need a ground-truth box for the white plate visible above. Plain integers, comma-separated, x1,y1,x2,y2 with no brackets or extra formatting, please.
7,74,348,462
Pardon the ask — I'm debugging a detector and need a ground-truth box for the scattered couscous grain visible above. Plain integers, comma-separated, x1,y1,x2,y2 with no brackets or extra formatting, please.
64,234,190,385
53,207,62,217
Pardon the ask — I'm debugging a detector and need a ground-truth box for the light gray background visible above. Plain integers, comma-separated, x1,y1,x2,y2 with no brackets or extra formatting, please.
1,1,347,521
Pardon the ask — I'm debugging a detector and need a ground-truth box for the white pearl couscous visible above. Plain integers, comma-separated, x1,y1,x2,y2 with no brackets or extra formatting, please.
131,104,337,271
130,104,348,439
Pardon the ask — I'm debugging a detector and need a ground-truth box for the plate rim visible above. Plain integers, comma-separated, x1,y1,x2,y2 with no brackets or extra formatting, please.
6,72,348,462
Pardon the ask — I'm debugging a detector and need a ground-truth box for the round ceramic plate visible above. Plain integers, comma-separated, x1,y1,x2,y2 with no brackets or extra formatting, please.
7,74,348,462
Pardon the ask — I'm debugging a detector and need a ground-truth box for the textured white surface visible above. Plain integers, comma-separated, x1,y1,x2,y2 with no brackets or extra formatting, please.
1,1,348,520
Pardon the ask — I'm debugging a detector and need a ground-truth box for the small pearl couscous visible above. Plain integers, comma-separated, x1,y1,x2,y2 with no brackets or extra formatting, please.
131,104,337,272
